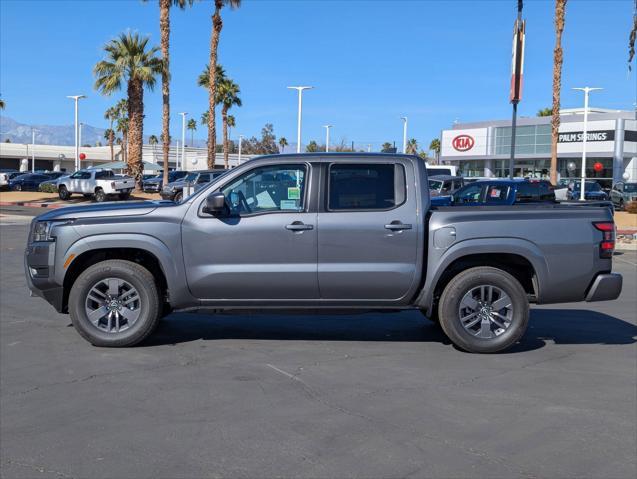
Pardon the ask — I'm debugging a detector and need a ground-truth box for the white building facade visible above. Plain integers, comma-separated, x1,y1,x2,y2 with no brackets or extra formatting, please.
439,108,637,186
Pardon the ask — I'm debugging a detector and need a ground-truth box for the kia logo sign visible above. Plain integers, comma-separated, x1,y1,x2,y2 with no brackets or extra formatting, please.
452,134,475,152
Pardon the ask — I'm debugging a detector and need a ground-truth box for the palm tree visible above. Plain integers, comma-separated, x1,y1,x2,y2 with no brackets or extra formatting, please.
113,99,129,164
629,0,636,70
104,106,119,161
200,111,209,127
206,0,242,168
0,98,5,110
94,32,162,188
537,107,553,117
279,137,288,153
217,77,242,168
381,142,393,153
406,138,418,155
187,118,197,146
227,114,235,140
198,63,227,166
429,138,441,164
143,1,195,184
550,0,567,185
149,134,159,163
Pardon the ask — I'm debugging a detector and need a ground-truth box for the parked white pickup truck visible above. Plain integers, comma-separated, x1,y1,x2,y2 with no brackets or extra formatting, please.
57,169,134,202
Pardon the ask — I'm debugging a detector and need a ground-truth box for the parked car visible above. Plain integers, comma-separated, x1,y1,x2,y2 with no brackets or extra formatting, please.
38,172,70,192
142,170,187,193
567,181,608,201
431,178,556,206
428,175,464,197
160,169,227,202
8,173,56,191
0,169,19,189
25,154,621,353
57,169,135,202
609,182,637,210
426,164,458,176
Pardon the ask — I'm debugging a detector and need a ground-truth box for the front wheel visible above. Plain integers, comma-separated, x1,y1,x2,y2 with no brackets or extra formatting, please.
68,260,161,347
173,191,183,203
59,185,71,200
438,266,529,353
94,188,106,202
13,184,22,191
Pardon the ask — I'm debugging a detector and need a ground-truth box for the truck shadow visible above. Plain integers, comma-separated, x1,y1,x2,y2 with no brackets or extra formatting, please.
143,308,637,353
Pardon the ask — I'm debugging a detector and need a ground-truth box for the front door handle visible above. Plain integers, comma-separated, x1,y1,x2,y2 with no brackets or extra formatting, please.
384,222,412,231
286,221,314,231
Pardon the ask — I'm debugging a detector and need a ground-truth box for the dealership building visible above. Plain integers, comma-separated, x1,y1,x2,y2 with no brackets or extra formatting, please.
439,108,637,184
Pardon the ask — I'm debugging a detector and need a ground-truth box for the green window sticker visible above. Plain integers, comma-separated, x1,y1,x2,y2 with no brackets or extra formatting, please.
287,187,301,200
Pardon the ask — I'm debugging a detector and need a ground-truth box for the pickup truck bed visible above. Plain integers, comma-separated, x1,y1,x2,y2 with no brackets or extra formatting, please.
25,154,622,353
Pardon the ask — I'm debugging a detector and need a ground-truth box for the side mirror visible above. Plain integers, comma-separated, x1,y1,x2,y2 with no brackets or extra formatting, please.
205,192,227,214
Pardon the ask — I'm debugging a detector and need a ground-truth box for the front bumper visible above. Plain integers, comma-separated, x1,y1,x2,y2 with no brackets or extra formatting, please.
143,184,162,192
25,242,65,313
585,273,622,302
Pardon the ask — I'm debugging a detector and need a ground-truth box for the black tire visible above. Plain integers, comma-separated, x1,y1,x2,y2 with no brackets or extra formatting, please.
13,184,22,191
68,260,161,347
119,191,131,201
59,185,71,200
173,191,183,203
438,266,529,353
619,200,624,211
94,188,106,202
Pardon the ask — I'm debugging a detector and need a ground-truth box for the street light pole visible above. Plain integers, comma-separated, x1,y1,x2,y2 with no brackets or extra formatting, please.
31,128,36,172
179,112,187,170
323,125,332,152
401,117,408,154
287,86,313,153
573,87,603,201
238,135,244,165
67,95,86,171
79,122,83,151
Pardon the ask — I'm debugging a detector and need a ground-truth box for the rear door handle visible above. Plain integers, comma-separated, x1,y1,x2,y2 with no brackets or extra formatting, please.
384,222,412,231
286,221,314,231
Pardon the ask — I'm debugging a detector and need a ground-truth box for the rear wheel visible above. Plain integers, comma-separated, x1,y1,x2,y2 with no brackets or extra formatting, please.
173,191,183,203
68,260,161,347
59,185,71,200
94,187,106,202
438,266,529,353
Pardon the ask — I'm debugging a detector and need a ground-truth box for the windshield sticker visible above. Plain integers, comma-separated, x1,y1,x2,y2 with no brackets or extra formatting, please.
280,200,297,210
288,187,301,200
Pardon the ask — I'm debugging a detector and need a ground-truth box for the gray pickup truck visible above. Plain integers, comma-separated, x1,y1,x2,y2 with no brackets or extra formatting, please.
25,154,622,353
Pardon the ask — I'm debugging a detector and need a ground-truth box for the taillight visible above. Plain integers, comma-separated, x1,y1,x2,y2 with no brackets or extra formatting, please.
593,222,615,258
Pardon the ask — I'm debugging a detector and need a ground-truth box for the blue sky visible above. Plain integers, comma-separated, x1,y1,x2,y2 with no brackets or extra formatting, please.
1,0,635,150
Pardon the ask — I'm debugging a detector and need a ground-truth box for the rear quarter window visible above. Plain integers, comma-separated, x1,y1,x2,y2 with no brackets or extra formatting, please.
328,163,405,211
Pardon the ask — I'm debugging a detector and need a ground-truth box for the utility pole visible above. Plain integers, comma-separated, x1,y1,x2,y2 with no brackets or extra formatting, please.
31,128,36,172
287,86,313,153
573,86,603,200
238,135,244,165
66,95,86,171
179,112,187,169
323,125,332,152
401,117,408,154
509,0,525,178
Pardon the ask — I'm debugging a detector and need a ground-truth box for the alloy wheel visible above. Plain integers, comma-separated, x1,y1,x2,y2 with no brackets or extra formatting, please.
458,284,513,339
84,278,141,333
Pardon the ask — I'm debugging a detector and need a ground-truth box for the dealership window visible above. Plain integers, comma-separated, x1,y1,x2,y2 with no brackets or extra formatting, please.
457,160,484,177
495,125,551,155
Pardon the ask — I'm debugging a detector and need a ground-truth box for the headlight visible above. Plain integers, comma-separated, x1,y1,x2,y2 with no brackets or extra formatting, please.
30,220,74,243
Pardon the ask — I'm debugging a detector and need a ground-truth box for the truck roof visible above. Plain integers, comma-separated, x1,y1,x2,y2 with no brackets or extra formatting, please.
255,152,418,162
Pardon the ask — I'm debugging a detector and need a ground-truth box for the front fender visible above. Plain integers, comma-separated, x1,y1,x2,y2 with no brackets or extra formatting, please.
57,233,196,309
415,237,549,314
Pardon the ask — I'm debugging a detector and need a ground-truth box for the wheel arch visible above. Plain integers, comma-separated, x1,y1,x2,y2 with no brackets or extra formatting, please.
416,238,548,315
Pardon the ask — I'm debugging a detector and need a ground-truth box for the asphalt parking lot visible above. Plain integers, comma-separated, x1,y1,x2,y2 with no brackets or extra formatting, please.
1,212,636,479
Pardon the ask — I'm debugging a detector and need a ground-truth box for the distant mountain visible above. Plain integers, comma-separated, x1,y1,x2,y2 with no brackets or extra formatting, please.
0,115,107,146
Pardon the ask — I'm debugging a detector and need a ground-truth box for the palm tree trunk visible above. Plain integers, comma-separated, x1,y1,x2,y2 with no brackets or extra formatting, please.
550,0,567,185
127,79,144,190
109,123,114,162
207,1,223,169
222,106,229,169
160,0,171,183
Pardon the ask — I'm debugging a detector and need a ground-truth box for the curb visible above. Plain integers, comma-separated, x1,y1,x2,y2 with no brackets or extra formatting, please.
0,201,68,209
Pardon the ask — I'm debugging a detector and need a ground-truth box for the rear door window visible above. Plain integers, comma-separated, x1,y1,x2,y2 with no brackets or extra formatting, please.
485,185,509,203
328,163,404,210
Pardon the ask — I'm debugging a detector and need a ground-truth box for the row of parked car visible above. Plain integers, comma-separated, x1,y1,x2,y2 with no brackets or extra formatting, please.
426,172,636,211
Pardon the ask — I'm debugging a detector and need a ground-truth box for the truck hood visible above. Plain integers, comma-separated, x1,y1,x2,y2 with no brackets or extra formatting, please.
35,200,176,221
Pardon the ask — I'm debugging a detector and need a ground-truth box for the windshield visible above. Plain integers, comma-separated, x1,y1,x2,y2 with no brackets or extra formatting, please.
428,180,443,191
623,183,637,192
573,182,602,191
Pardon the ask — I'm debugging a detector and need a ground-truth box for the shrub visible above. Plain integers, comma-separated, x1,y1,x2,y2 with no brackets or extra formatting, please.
39,183,58,193
625,201,637,214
